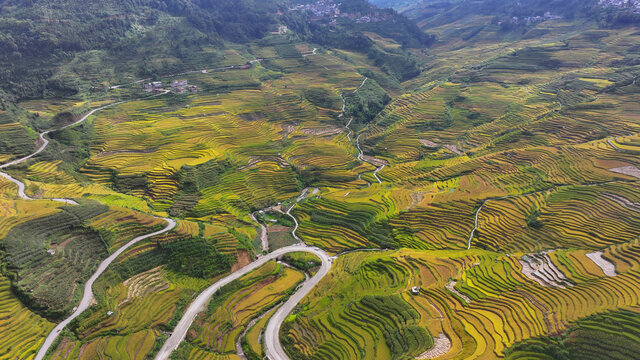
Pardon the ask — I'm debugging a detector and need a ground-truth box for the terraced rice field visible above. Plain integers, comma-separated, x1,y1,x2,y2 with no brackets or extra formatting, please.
174,261,305,358
1,20,640,360
49,265,213,360
0,122,37,163
285,245,640,359
49,330,158,360
0,275,54,360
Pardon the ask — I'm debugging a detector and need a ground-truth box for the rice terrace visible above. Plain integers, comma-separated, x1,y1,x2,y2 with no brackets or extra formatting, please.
0,0,640,359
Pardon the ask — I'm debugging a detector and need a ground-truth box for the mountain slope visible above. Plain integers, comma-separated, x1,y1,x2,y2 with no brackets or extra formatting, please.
0,0,431,100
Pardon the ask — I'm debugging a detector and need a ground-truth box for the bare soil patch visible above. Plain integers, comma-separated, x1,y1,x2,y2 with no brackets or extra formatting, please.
604,193,640,212
408,192,425,210
232,250,252,271
361,155,389,166
609,165,640,179
268,225,291,233
281,124,296,137
519,252,572,288
443,144,464,156
586,251,617,277
239,156,289,170
445,281,470,303
416,333,451,359
420,139,439,148
301,126,343,136
238,112,265,122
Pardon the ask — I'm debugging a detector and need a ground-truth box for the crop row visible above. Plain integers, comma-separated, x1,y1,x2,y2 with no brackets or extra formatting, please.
506,309,640,360
285,245,640,359
1,204,110,318
0,122,37,163
0,274,53,360
473,182,640,252
181,261,304,356
49,329,157,360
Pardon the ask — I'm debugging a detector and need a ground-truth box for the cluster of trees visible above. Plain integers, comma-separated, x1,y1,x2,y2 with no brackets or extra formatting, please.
295,0,435,48
303,87,340,109
281,0,432,83
161,237,234,278
281,253,321,272
597,7,640,27
0,0,435,100
176,159,234,194
360,295,432,358
344,77,391,123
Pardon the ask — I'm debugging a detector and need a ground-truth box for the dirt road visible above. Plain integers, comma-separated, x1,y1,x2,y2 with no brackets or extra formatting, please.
249,212,269,252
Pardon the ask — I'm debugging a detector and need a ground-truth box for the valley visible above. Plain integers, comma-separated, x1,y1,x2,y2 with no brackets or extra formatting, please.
0,0,640,359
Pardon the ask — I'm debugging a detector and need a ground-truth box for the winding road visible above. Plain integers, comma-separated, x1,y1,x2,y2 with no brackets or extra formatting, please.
34,218,176,360
0,96,180,360
0,102,124,170
286,188,310,242
0,77,336,360
154,79,390,360
343,77,385,185
0,104,123,204
0,69,393,360
154,185,332,360
154,245,332,360
264,247,332,360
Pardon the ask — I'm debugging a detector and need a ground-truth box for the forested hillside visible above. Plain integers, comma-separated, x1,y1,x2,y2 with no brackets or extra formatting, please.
378,0,640,31
0,0,431,100
0,0,285,99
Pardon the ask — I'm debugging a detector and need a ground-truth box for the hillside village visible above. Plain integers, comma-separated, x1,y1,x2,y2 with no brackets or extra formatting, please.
290,0,394,23
599,0,640,11
501,11,563,25
143,80,198,94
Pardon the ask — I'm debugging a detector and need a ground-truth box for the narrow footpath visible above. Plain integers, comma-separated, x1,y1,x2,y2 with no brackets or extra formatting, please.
343,77,386,185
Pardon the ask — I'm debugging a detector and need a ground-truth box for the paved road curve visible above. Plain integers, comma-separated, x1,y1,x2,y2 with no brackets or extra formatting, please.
154,245,332,360
0,102,123,171
34,218,176,360
0,101,124,203
264,248,332,360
